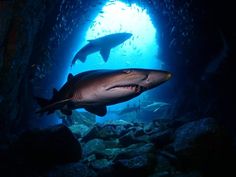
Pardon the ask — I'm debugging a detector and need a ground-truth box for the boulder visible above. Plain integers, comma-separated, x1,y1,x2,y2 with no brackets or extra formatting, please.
46,162,96,177
82,126,101,142
114,154,155,177
173,117,219,153
83,139,105,157
95,148,121,160
149,129,174,148
115,143,155,160
103,139,120,148
10,124,82,166
117,155,148,169
69,124,90,138
91,159,113,170
172,117,235,174
119,131,146,146
144,122,158,134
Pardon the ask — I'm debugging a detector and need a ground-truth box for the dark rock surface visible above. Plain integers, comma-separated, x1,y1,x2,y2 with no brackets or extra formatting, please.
83,138,106,157
0,117,235,177
173,117,219,153
46,162,94,177
10,124,82,166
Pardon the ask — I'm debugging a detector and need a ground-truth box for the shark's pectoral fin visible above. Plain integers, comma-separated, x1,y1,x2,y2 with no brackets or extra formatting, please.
84,105,107,116
100,48,111,62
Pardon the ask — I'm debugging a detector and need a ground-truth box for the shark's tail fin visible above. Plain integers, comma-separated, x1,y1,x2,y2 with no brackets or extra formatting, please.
71,52,86,66
35,96,72,116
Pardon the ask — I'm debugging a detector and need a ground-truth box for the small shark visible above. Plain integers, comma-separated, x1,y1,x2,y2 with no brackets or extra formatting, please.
35,68,171,117
143,101,170,112
117,103,140,116
71,32,132,66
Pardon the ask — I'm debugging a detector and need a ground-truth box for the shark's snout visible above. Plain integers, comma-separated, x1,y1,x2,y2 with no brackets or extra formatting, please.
163,71,172,81
142,70,172,90
123,32,133,40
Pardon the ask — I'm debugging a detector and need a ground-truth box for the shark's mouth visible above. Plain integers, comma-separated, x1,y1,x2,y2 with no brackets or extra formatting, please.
107,84,145,93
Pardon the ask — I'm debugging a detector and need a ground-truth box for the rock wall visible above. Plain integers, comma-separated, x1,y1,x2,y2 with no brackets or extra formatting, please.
0,0,61,133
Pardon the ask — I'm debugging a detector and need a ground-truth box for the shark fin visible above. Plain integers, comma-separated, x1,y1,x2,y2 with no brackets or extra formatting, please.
78,55,87,63
67,73,74,82
100,48,111,62
84,105,107,116
35,98,72,115
71,52,86,66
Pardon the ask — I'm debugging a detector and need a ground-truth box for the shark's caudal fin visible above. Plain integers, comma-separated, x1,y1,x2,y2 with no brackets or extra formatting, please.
100,48,111,62
71,52,87,66
34,87,73,115
35,95,71,116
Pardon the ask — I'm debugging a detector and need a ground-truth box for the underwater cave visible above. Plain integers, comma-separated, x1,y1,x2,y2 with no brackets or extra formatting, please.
0,0,235,177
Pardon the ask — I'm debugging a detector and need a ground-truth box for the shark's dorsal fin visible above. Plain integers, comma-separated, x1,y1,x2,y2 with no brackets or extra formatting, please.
100,48,111,62
67,73,74,82
85,105,107,116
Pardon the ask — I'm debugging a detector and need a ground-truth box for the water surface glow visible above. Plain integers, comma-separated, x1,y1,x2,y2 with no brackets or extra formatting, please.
71,0,160,73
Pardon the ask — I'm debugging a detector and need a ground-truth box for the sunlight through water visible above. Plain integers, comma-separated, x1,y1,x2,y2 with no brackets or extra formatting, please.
71,0,161,74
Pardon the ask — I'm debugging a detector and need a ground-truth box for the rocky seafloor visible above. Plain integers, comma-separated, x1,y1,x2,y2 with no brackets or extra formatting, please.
0,116,235,177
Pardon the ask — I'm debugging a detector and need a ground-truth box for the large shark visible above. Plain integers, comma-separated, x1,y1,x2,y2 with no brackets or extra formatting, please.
71,32,132,66
35,68,171,117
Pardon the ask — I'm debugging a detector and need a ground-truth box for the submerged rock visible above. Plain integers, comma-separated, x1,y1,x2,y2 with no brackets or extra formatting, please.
82,123,129,142
171,117,235,174
46,162,94,177
83,139,105,157
91,159,113,170
11,124,82,166
173,117,219,153
119,131,144,146
117,155,148,169
69,124,90,138
95,148,121,160
114,154,155,177
115,143,155,160
149,129,174,148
